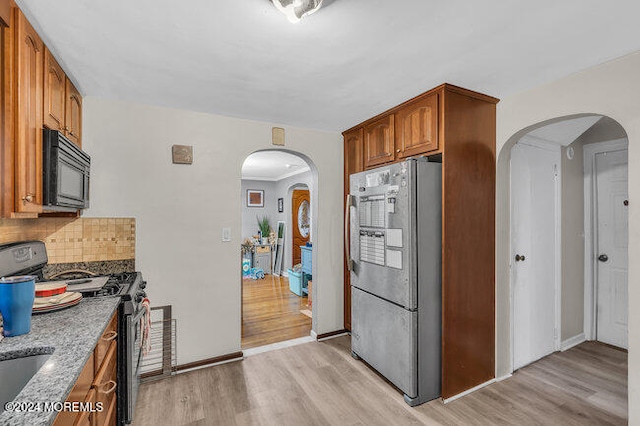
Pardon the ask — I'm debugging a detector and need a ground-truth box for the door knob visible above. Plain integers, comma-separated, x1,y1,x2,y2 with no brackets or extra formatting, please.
598,254,609,262
515,254,526,262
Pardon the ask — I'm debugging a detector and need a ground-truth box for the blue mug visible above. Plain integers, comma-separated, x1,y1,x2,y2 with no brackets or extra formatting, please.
0,275,36,337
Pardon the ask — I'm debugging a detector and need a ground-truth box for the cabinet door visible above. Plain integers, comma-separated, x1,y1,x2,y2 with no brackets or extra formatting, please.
343,127,364,330
395,93,439,158
65,77,82,147
93,341,117,426
364,115,394,168
43,48,65,131
52,353,95,426
14,9,43,214
75,388,96,426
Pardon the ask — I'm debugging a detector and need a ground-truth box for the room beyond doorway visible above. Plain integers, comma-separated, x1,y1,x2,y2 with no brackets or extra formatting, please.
507,114,629,372
240,150,317,350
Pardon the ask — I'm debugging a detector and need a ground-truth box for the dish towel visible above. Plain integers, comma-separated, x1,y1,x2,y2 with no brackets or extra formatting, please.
140,298,151,356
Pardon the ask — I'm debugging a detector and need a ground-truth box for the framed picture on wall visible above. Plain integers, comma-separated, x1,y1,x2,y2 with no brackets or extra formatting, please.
278,198,284,213
247,190,264,207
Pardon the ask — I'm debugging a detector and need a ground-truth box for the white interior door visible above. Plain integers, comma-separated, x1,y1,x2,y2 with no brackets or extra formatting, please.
511,140,559,370
595,150,629,349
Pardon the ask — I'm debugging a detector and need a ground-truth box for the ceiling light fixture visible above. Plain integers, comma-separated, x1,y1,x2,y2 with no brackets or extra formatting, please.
272,0,323,23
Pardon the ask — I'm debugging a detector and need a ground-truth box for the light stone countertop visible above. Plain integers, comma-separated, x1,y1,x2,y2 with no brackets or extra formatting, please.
0,297,120,426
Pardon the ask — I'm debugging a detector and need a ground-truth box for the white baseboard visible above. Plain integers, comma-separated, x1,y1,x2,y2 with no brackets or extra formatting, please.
561,333,586,351
310,330,318,340
496,373,512,382
442,379,495,404
243,336,315,357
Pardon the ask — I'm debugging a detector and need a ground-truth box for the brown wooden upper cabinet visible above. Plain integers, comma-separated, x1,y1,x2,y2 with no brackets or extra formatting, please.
395,93,438,159
344,128,364,178
364,114,395,168
65,77,82,147
342,127,364,331
1,3,84,218
43,48,82,147
44,48,65,132
14,8,43,215
361,93,440,169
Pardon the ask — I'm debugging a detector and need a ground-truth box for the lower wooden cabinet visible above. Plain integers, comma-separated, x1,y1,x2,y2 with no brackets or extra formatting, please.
53,311,118,426
93,342,117,426
74,389,96,426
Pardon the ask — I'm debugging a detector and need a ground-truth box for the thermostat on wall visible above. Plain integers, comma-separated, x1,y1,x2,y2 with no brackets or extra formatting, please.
172,145,193,164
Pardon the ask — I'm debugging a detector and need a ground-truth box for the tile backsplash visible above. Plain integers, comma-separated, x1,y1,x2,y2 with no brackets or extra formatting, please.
0,218,135,264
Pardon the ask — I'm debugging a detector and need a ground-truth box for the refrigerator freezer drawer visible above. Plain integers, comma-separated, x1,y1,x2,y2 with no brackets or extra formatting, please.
351,287,417,397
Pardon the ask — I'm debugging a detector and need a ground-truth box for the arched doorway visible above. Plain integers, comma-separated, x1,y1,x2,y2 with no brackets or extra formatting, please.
239,149,319,351
502,114,629,371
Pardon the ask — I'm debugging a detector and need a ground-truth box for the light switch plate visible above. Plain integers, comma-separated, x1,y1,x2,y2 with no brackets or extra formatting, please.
222,227,232,242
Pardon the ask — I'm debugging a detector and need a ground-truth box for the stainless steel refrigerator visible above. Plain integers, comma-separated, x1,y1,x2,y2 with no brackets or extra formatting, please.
347,158,442,406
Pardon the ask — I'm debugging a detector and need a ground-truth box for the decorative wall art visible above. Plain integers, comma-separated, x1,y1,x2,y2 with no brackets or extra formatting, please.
247,190,264,207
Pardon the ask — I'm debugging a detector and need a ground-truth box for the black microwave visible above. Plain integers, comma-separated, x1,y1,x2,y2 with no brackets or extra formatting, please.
43,129,90,211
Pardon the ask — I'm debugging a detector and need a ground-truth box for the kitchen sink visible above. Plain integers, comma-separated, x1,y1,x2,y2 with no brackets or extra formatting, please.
0,354,52,413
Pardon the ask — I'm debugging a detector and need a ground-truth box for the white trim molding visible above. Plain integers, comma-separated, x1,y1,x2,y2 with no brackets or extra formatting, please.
582,138,628,341
496,373,513,382
560,333,587,352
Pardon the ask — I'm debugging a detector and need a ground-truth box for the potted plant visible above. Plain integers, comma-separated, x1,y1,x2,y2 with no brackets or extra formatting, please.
257,216,271,245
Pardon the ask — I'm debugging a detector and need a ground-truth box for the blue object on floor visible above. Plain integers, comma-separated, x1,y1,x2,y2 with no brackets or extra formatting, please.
242,258,251,277
249,268,265,280
288,269,307,296
0,275,36,337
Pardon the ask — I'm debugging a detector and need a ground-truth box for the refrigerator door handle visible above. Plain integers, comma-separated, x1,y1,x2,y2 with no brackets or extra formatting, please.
345,194,353,271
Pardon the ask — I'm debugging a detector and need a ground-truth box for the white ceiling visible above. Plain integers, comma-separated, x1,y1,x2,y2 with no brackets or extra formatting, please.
17,0,640,132
242,151,310,181
527,115,603,146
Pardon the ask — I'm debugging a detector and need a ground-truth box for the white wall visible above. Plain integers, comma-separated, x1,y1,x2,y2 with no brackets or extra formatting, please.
240,179,278,241
496,51,640,422
82,98,344,364
560,139,585,341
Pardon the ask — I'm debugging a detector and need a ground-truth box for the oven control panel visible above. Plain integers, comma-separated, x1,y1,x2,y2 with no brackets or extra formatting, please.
0,241,48,277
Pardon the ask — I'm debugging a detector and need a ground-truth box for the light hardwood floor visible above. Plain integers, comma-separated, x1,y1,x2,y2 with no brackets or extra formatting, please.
242,274,311,349
133,337,627,426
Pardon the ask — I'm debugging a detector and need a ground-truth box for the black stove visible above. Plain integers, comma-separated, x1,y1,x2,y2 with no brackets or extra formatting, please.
67,272,143,299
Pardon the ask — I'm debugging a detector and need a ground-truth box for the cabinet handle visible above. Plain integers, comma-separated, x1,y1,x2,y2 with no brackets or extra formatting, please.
396,149,401,153
98,380,117,395
69,131,75,136
64,126,69,131
22,194,34,203
102,331,118,342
